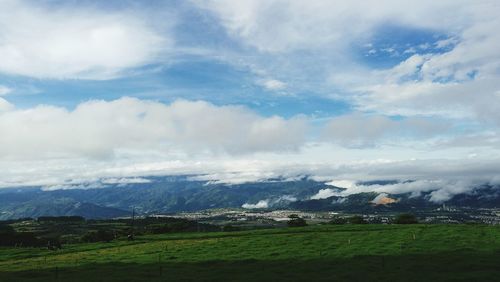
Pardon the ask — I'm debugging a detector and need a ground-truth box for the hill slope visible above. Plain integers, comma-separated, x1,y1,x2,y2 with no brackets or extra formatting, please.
1,177,499,219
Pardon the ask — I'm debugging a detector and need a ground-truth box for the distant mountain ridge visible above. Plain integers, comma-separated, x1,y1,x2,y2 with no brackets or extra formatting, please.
0,176,499,220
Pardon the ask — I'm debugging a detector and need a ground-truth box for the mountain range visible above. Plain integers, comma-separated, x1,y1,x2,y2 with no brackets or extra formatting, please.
1,176,499,220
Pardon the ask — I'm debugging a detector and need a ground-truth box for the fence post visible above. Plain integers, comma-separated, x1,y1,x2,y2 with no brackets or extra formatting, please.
159,253,162,277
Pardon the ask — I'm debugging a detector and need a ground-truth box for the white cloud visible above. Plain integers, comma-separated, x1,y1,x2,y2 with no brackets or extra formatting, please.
0,98,13,112
0,86,11,96
310,188,339,200
196,0,472,52
241,195,296,209
326,180,357,190
333,179,480,203
277,195,297,202
322,113,449,147
314,175,497,203
325,4,500,124
351,78,500,123
198,0,500,126
101,177,152,185
242,200,269,209
41,182,106,191
0,97,308,160
0,1,171,79
189,170,277,185
1,142,500,198
258,79,287,91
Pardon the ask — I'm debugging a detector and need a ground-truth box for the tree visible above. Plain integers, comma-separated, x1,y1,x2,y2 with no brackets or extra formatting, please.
287,215,307,227
394,213,418,224
348,216,367,224
329,217,347,225
82,229,115,243
222,225,241,232
0,224,15,235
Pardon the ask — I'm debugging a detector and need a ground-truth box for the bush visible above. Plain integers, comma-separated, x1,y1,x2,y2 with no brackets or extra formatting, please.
394,213,418,224
348,216,367,224
0,224,15,235
44,237,62,250
329,217,347,225
0,231,46,247
222,225,241,232
82,229,115,243
287,217,307,227
38,216,85,223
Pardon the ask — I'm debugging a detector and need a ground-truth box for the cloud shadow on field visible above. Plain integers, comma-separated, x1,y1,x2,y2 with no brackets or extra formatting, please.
1,251,499,282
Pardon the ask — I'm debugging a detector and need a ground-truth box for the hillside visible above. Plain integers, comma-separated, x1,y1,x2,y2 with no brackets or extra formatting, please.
0,225,499,281
0,178,327,219
1,177,499,220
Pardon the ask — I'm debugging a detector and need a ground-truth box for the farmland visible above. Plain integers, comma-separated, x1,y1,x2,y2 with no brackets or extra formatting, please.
0,224,499,281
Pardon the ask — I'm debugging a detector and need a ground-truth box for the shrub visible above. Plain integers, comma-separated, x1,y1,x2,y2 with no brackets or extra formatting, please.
394,213,418,224
0,231,46,247
222,225,241,232
287,217,307,227
37,216,85,223
329,217,347,225
82,229,115,243
348,216,367,224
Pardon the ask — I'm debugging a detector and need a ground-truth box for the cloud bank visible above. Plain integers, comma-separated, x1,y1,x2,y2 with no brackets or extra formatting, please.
322,178,496,203
0,97,307,160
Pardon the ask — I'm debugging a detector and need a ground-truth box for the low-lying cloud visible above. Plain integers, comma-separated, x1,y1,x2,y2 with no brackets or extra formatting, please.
242,195,297,209
310,188,341,200
242,200,269,209
325,178,490,202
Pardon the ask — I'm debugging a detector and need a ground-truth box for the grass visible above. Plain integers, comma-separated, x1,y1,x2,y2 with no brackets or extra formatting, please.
0,224,499,281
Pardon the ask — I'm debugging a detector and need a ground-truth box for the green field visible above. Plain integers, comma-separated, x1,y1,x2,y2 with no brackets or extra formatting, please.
0,224,499,281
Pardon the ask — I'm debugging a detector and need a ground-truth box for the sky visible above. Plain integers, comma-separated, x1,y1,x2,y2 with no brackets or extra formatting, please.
1,0,500,200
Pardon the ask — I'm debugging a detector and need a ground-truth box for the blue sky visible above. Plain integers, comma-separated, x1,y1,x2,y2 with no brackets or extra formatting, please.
1,0,500,199
0,1,450,115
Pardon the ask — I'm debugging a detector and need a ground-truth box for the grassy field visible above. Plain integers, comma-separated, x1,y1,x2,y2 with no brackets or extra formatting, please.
0,224,499,281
